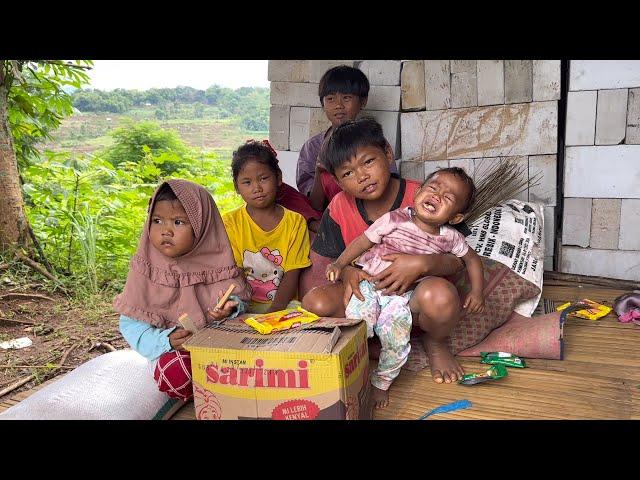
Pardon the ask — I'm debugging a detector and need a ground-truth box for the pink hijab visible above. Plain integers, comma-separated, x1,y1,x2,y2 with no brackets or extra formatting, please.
113,179,252,330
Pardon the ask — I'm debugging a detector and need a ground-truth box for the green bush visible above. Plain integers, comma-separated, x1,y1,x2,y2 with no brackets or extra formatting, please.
102,120,192,177
22,145,242,294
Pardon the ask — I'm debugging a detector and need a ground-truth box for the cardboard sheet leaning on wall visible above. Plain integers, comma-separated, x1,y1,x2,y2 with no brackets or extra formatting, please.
467,199,545,317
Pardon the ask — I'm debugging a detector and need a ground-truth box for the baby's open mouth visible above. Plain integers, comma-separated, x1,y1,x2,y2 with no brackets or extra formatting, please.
423,201,437,212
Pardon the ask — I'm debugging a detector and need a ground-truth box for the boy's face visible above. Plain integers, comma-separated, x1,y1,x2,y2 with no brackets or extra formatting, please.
322,92,367,128
234,159,282,210
333,144,394,201
413,172,468,227
149,200,195,258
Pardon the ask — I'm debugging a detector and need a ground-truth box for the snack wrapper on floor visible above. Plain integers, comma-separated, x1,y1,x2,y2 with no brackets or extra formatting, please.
244,307,320,335
458,364,508,385
480,351,526,368
556,299,612,321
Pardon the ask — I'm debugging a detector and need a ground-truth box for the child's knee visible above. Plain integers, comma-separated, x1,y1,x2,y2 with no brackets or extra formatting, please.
413,278,460,314
301,289,328,315
302,286,343,316
154,351,193,401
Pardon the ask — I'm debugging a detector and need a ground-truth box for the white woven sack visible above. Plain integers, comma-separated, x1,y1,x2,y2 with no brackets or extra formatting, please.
0,349,182,420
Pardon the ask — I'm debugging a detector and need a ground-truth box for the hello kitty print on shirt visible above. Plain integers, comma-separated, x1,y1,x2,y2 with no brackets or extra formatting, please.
242,248,285,302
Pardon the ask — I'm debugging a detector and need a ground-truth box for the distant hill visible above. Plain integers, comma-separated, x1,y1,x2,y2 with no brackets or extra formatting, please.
71,85,269,131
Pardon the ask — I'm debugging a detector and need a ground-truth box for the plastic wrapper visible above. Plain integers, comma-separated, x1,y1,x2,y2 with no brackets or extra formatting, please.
480,351,526,368
556,299,612,321
244,307,321,335
458,364,508,385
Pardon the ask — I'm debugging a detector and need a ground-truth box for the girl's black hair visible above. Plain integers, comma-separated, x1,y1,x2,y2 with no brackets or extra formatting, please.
319,117,389,176
318,65,370,105
231,140,282,182
155,183,178,202
423,167,477,214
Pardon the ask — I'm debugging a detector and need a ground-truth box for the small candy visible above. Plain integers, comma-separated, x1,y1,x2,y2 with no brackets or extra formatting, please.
458,364,508,385
480,351,526,368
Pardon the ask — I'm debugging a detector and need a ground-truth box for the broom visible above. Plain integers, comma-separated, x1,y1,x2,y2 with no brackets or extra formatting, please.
464,158,543,225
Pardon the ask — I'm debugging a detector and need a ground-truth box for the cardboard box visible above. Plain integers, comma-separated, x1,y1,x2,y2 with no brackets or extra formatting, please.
184,318,372,420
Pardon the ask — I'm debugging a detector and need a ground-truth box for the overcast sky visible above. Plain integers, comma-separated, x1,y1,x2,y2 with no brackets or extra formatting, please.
85,60,269,91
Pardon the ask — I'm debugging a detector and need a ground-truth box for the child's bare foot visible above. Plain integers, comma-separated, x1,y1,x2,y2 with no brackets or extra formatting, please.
423,335,464,384
371,384,389,409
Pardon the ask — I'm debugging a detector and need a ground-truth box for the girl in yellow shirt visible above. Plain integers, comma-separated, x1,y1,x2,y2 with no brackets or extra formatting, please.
222,141,312,313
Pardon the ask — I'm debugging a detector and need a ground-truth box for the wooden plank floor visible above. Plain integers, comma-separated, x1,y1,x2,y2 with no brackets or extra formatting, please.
3,283,639,420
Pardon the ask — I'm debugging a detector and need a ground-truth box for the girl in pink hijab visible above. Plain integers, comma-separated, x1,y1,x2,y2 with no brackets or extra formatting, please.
114,179,252,401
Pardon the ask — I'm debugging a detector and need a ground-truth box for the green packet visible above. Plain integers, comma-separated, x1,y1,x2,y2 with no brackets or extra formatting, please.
458,364,508,385
480,351,526,368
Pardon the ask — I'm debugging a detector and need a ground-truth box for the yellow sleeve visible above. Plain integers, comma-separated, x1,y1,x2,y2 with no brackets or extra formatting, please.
221,209,243,268
282,211,312,272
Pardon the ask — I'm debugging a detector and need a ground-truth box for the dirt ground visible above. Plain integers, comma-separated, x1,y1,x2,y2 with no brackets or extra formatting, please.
0,284,127,401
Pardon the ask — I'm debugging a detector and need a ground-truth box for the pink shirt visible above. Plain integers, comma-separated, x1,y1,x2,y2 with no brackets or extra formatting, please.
358,207,469,276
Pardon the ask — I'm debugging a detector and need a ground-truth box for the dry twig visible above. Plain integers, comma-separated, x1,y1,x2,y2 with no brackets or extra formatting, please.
1,365,75,370
0,316,36,326
14,252,68,294
0,293,55,302
7,283,43,293
0,378,16,388
0,374,36,399
0,335,88,399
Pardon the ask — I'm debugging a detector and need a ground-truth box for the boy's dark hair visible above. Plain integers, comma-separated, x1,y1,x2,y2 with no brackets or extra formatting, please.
155,183,178,202
423,167,476,214
318,65,370,105
320,117,389,176
231,140,282,182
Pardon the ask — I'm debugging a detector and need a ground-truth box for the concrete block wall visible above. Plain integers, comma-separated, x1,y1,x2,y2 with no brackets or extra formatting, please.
561,61,640,281
268,60,402,193
398,60,561,270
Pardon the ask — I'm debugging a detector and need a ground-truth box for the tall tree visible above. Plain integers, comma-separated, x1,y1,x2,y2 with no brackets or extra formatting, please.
0,60,91,261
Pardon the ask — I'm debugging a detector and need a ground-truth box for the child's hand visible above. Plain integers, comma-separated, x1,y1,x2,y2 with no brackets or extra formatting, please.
326,263,342,283
342,266,373,307
207,290,239,322
372,253,425,296
463,291,485,314
169,328,192,351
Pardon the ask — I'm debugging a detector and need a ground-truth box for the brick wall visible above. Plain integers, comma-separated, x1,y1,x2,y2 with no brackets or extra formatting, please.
560,60,640,280
268,60,561,271
399,60,560,271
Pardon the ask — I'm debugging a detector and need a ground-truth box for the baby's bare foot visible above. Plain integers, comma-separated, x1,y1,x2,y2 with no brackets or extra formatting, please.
423,336,464,384
372,385,389,409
